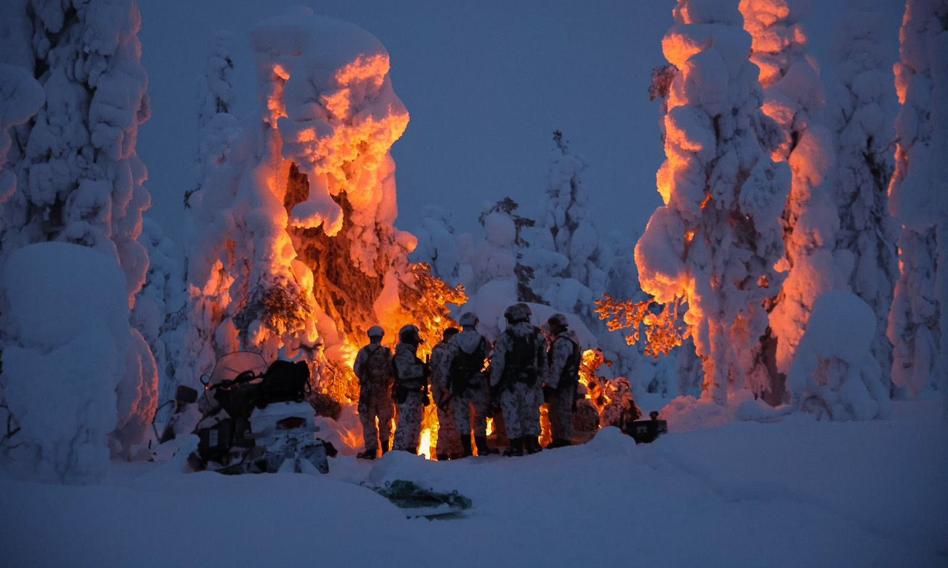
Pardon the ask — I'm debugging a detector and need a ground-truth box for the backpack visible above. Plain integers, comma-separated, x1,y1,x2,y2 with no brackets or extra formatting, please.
258,360,309,406
552,335,581,387
449,337,486,394
364,345,392,388
503,329,539,386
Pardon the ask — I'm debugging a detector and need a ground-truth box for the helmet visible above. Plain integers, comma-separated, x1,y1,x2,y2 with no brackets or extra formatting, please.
367,325,385,339
547,313,569,331
399,324,421,345
503,303,532,324
459,312,478,327
442,327,460,342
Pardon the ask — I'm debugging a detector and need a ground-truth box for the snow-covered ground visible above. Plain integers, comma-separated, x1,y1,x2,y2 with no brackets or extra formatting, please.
3,400,945,568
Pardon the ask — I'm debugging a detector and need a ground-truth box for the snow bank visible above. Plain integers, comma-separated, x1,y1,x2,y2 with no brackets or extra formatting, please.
3,400,945,566
1,243,156,482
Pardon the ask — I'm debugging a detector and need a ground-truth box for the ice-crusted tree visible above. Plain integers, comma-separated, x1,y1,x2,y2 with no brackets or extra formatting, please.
635,0,791,405
0,0,158,478
828,0,900,390
888,0,948,404
740,0,844,392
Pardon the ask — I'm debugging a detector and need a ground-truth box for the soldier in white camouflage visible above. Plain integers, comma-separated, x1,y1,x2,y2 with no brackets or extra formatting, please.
489,303,547,456
353,326,395,459
544,313,582,448
392,324,429,453
431,327,463,460
443,312,494,457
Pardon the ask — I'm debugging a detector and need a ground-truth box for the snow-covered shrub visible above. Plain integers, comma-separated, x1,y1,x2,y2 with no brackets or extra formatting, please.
1,243,157,482
887,0,947,402
788,291,890,420
636,0,790,405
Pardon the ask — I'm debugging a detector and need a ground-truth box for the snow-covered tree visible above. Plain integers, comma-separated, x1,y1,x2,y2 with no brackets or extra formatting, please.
411,205,463,285
186,31,238,210
0,0,157,478
133,219,188,403
186,9,467,410
740,0,846,398
888,0,948,404
827,0,900,391
528,131,609,327
635,0,791,405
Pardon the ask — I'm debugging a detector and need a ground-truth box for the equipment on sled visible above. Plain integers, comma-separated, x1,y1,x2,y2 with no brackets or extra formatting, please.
152,352,335,474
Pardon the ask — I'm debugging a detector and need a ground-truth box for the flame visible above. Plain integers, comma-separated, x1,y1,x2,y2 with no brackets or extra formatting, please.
418,426,433,460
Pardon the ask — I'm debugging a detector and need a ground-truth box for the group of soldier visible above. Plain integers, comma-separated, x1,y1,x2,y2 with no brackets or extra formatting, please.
352,303,582,460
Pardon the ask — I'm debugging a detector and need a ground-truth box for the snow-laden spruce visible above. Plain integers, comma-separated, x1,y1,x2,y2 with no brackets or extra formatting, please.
526,131,609,329
0,0,157,477
740,0,843,389
888,0,948,404
133,219,189,403
739,0,891,418
187,9,423,393
635,0,790,405
828,0,900,392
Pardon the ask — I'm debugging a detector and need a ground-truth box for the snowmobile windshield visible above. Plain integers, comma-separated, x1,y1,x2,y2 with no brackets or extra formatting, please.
207,352,267,386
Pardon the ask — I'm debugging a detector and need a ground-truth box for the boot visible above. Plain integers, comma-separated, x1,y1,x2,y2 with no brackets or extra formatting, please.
474,436,494,456
504,437,524,457
357,448,377,460
549,438,572,449
460,435,473,458
524,437,542,455
436,453,450,462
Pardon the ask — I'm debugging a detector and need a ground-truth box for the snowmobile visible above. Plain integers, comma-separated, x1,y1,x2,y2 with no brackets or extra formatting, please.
153,352,335,474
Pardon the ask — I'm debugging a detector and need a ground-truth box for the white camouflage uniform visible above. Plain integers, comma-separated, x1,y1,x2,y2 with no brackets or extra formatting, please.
392,342,427,452
546,330,581,442
444,329,491,439
430,340,462,458
353,343,395,454
489,322,547,440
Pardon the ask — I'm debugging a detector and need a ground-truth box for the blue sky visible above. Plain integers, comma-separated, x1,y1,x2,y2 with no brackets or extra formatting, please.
138,1,902,243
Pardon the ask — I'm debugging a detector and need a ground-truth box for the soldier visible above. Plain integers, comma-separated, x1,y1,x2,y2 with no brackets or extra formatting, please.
444,312,494,457
353,326,395,460
431,327,463,460
544,313,582,448
489,303,546,456
392,324,429,453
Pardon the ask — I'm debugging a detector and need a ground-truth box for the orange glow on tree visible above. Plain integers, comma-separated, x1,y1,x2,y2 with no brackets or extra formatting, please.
595,294,688,357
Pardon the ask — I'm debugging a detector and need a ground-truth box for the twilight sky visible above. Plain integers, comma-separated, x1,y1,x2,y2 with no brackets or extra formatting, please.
138,0,902,243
